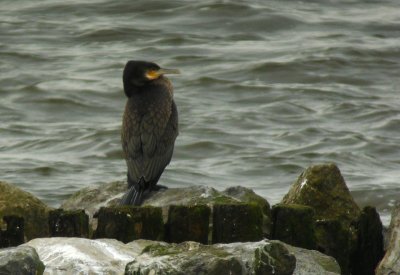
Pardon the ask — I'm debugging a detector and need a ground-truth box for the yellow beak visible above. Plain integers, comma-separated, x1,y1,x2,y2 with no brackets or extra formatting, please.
158,68,181,75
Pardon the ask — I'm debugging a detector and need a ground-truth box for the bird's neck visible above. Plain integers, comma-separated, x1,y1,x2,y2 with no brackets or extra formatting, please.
123,83,142,98
124,77,167,98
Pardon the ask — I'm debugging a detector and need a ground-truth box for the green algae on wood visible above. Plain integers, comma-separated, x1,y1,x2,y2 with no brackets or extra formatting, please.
222,186,272,238
315,219,352,275
0,215,24,248
351,206,384,275
62,184,273,239
271,203,316,250
94,206,164,243
49,209,89,238
167,205,210,244
212,203,263,244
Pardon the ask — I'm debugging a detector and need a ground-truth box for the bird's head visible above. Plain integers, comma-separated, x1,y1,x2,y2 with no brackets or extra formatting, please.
123,60,180,96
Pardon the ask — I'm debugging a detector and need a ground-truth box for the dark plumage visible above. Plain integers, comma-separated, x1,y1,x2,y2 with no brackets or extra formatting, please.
120,60,179,205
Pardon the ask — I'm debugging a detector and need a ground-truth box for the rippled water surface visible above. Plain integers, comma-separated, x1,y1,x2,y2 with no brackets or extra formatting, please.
1,0,399,224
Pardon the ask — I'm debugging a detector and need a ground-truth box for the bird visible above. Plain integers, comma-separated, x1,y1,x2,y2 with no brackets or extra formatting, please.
120,60,180,206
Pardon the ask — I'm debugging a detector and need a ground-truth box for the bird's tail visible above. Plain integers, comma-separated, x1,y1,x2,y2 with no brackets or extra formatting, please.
120,185,144,206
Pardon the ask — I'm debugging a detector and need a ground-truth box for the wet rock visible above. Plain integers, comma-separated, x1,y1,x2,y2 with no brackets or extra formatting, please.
285,244,341,275
24,237,339,275
281,163,360,274
212,203,263,243
62,183,272,236
0,215,24,248
49,209,89,238
167,205,210,244
0,245,44,275
25,237,141,275
351,206,384,275
94,206,164,242
125,240,296,275
376,203,400,275
271,204,316,249
0,181,51,240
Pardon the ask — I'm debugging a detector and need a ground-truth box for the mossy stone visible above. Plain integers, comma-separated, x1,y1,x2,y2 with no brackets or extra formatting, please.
94,206,164,243
282,163,360,227
0,181,51,240
282,163,362,274
271,204,316,249
167,205,210,244
212,203,263,244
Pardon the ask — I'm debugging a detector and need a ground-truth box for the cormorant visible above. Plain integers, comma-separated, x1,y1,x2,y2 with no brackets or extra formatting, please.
120,60,179,205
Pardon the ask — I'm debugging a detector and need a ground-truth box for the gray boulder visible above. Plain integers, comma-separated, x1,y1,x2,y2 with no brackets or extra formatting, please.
0,245,44,275
286,244,341,275
376,203,400,275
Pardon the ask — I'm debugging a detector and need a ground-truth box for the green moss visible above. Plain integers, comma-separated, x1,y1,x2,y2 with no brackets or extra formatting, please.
212,195,239,204
254,248,261,270
142,243,180,256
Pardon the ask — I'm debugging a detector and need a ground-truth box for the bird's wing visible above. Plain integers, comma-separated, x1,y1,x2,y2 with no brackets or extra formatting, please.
121,101,143,183
140,100,178,184
123,98,178,186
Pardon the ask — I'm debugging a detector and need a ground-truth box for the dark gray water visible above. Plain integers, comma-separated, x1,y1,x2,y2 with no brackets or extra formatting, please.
1,0,399,224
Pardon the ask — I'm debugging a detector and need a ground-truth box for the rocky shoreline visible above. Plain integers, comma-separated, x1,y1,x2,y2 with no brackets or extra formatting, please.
0,163,398,274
